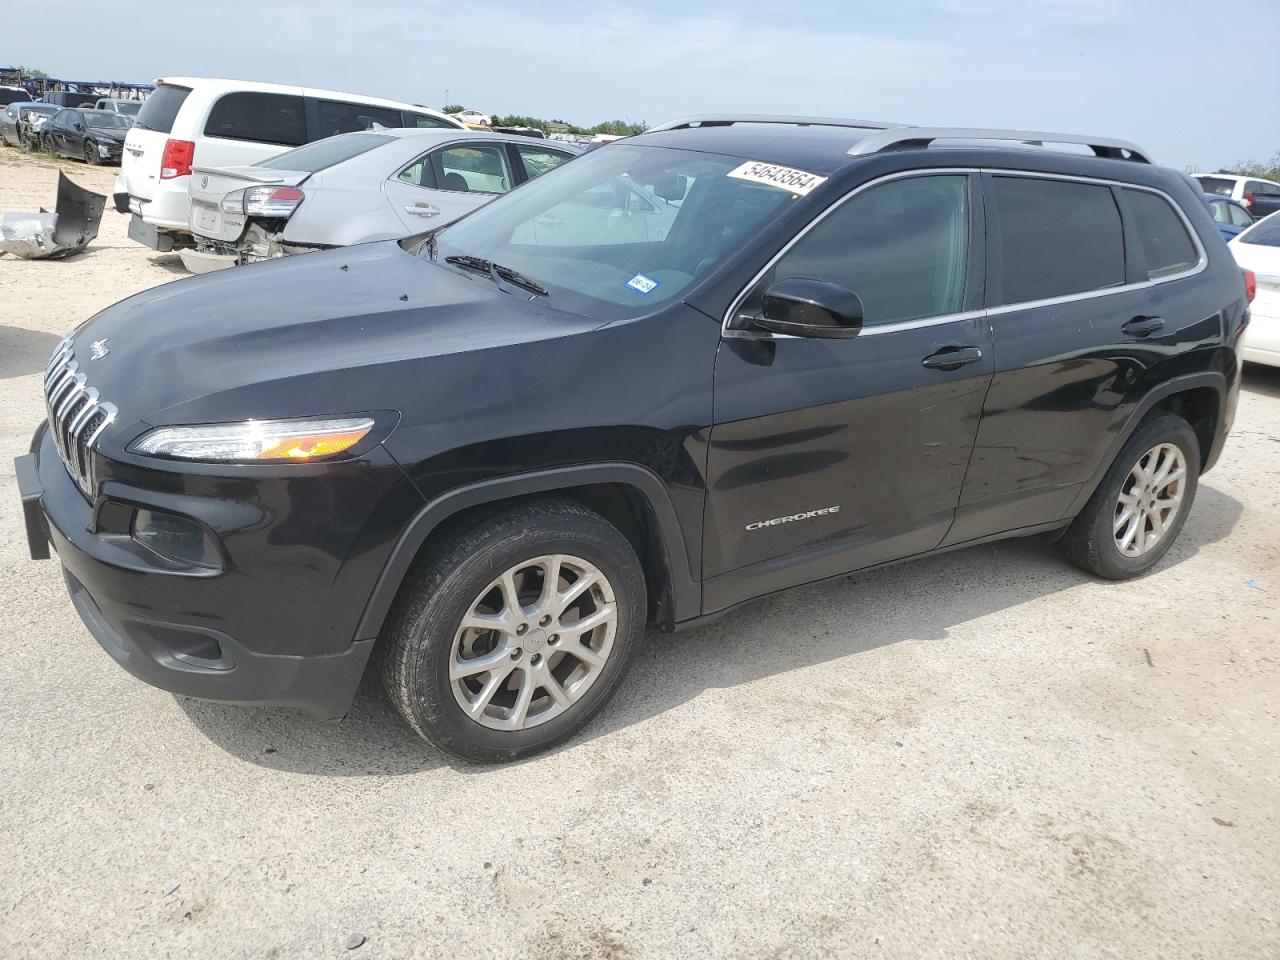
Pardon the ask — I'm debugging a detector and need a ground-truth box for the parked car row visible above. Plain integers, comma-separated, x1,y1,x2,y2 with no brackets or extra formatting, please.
114,77,466,254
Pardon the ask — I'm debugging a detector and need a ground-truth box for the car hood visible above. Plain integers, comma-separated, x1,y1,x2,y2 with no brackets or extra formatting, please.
87,127,128,143
71,241,602,441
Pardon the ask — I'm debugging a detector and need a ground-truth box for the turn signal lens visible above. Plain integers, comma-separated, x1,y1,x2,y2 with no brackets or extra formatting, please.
132,417,376,462
257,427,373,460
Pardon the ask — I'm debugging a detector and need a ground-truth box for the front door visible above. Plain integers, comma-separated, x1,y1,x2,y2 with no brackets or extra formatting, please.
703,172,992,614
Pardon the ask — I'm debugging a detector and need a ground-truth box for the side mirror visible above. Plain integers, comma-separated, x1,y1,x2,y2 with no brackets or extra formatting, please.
754,278,864,338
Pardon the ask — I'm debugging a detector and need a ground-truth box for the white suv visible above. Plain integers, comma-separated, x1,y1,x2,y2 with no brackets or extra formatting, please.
115,77,464,252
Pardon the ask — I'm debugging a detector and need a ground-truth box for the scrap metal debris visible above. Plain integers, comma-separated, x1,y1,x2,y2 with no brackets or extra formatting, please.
0,171,106,260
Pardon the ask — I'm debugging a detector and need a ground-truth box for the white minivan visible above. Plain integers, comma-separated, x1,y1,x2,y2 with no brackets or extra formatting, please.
114,77,464,252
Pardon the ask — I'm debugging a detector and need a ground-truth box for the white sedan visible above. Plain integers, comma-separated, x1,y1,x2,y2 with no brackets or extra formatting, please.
181,129,581,271
1229,212,1280,367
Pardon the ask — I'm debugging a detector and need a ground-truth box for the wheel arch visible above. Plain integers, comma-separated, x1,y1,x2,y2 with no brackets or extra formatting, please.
355,463,701,644
1064,371,1227,519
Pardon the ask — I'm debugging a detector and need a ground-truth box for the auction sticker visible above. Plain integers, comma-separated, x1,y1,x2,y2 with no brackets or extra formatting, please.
727,160,827,196
626,273,660,294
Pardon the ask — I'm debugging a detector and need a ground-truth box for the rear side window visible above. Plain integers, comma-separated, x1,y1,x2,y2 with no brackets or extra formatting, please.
204,92,305,146
257,132,391,172
407,112,457,129
313,99,403,139
773,174,970,326
1195,176,1235,197
434,144,513,194
133,84,191,134
1124,189,1199,278
993,176,1124,303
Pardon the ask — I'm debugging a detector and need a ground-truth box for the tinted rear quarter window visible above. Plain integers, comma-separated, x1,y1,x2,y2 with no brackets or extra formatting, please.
1241,218,1280,247
993,176,1125,303
1195,176,1235,197
313,99,403,139
134,84,191,134
204,92,305,146
1124,188,1199,278
408,112,457,129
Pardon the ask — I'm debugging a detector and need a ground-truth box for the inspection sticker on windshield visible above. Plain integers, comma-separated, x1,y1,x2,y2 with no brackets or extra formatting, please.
626,273,660,295
726,160,827,196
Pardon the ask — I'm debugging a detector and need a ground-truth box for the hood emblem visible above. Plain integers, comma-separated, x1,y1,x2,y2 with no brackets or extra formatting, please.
89,338,110,360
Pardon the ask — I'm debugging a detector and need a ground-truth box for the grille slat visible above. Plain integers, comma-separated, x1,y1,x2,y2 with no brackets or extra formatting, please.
42,338,117,498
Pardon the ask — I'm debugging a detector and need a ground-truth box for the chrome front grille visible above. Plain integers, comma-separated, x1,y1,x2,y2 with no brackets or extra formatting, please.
44,337,117,498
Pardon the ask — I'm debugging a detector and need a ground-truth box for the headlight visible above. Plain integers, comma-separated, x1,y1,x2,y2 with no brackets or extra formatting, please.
131,417,375,462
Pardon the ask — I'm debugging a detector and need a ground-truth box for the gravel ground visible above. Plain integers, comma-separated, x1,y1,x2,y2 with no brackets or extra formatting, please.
1,153,1278,960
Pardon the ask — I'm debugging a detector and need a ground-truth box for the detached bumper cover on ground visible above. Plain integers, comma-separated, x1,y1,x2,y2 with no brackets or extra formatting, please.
0,171,105,259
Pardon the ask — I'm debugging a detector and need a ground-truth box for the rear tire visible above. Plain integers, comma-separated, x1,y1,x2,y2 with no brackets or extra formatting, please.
1059,413,1199,580
380,499,646,762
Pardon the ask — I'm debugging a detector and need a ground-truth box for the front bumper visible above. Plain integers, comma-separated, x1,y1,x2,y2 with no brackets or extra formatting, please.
14,425,409,721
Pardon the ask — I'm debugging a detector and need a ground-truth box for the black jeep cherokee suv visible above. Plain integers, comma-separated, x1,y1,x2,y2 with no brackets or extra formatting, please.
16,116,1252,762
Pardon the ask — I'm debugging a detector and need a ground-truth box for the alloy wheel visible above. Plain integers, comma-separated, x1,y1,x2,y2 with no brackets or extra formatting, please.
450,554,618,731
1113,442,1187,558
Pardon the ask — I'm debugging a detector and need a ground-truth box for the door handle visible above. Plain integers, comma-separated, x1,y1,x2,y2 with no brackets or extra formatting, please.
404,203,440,217
1121,315,1164,337
921,346,983,371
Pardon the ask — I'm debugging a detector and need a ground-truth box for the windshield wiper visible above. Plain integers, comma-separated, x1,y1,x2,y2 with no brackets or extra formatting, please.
444,255,548,297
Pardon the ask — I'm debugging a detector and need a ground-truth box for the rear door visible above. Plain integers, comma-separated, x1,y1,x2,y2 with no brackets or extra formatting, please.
386,140,516,231
120,83,192,201
949,172,1203,544
704,172,992,610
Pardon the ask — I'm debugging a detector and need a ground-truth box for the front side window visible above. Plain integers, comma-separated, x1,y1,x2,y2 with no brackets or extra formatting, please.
313,99,403,139
767,175,969,326
204,92,305,146
993,176,1124,303
1124,188,1199,278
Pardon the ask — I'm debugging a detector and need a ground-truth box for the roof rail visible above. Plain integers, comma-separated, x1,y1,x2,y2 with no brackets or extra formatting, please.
847,127,1153,164
649,114,903,133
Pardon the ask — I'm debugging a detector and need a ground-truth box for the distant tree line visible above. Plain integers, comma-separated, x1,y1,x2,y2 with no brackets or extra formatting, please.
1219,150,1280,182
445,107,645,137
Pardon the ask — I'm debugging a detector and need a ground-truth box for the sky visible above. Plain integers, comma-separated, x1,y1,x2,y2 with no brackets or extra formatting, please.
8,0,1279,171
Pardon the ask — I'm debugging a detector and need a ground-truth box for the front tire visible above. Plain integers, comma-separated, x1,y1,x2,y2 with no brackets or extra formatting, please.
84,140,99,165
1059,413,1199,579
380,499,646,762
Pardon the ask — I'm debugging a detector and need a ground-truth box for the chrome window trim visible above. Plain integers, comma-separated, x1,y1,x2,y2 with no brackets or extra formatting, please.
721,168,978,339
721,167,1208,339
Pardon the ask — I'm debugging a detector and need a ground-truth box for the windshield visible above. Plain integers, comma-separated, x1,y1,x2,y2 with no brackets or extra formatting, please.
430,144,803,319
86,112,131,130
256,132,392,173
